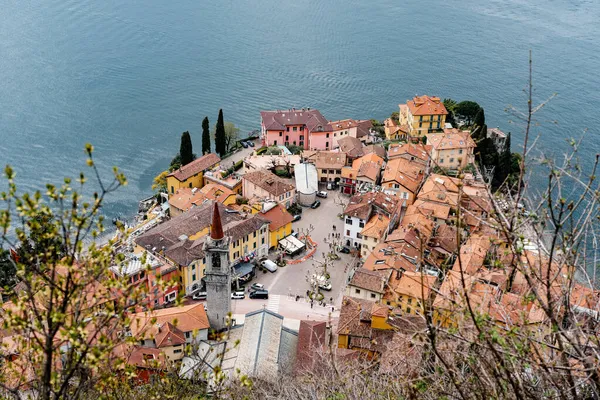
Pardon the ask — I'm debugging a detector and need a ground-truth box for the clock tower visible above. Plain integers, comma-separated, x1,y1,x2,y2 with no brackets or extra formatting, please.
203,202,232,332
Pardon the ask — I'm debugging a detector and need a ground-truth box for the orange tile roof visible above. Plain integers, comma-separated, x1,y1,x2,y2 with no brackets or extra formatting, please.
361,214,390,239
168,187,207,212
382,158,425,194
411,200,451,220
405,95,448,116
428,129,476,151
343,192,400,221
243,170,295,197
167,153,221,182
387,142,430,162
386,271,436,302
348,268,392,293
363,242,420,274
199,183,236,203
154,322,186,348
261,204,294,231
131,303,210,339
302,150,347,169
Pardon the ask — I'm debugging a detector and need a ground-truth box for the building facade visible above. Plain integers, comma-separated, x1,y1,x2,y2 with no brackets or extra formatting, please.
242,170,296,208
399,95,447,137
166,153,221,195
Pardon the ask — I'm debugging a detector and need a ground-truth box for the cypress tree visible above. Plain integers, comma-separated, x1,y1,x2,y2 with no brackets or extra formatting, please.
474,108,485,129
179,131,194,166
215,109,226,156
497,132,512,183
202,117,211,155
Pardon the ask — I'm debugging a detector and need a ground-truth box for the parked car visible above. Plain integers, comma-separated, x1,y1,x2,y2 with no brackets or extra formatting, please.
240,141,249,148
249,290,269,299
292,214,301,222
260,259,278,272
339,246,350,254
248,140,255,147
192,291,207,300
316,191,328,198
231,291,246,299
250,283,265,291
311,200,321,209
319,282,332,291
326,182,333,190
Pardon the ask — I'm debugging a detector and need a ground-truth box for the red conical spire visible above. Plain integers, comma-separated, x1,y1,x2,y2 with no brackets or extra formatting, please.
210,202,224,240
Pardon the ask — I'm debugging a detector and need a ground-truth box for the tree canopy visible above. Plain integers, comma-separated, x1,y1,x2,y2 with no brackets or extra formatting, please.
455,100,481,125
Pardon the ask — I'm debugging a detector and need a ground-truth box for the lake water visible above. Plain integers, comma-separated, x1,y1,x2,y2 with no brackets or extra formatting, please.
1,0,599,219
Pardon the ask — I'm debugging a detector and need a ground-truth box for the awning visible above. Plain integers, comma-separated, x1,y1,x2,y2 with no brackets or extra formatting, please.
278,235,306,255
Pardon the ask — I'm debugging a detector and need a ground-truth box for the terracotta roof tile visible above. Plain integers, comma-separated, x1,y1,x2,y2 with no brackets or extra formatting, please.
167,153,221,182
261,108,330,132
382,158,425,194
261,204,294,231
243,170,295,197
405,95,448,116
348,268,391,293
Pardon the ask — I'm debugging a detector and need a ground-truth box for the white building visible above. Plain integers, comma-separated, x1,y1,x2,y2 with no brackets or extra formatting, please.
294,163,318,206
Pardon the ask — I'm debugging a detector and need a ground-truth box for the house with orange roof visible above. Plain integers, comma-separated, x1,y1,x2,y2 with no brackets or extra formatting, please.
383,271,437,315
346,268,392,302
260,108,330,150
427,128,476,170
381,158,425,205
387,142,431,166
166,153,221,196
340,153,385,195
342,191,400,249
383,117,410,141
130,303,210,345
399,95,448,137
168,183,236,217
259,203,294,249
362,241,420,276
302,150,347,185
242,169,296,208
360,214,391,259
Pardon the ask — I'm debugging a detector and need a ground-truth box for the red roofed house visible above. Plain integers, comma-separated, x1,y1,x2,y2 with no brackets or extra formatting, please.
166,153,221,196
260,108,330,150
259,203,294,249
399,95,447,138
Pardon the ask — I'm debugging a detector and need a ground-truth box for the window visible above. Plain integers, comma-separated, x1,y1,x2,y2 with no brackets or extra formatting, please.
286,192,290,198
261,237,265,245
326,133,329,138
449,158,454,163
355,289,361,294
408,298,412,304
253,242,256,249
185,332,191,339
356,233,362,239
170,186,174,194
329,169,335,174
192,274,196,281
429,122,433,129
393,183,400,189
406,307,411,314
293,126,297,131
334,133,337,137
300,135,304,140
359,221,365,228
274,140,277,145
293,141,296,145
189,182,192,188
438,115,441,121
280,195,283,201
300,126,304,131
286,135,289,141
299,141,304,146
346,219,352,225
279,132,283,137
370,293,376,299
419,116,423,122
286,127,290,132
326,142,329,148
336,170,341,174
285,142,289,146
459,149,463,154
440,159,444,163
419,122,423,128
346,230,351,236
437,122,440,129
253,231,256,238
173,349,182,354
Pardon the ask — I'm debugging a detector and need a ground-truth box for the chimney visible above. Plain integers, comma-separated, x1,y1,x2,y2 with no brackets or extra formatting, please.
210,203,224,240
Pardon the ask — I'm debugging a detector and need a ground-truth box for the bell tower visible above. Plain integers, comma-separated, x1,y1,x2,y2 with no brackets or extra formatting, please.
203,202,232,332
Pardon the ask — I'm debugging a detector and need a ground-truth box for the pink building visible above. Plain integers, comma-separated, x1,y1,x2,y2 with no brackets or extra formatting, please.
261,108,330,150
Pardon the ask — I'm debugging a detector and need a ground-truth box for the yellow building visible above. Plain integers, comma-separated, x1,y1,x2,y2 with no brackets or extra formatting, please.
383,271,436,315
259,203,294,249
426,128,476,170
166,153,221,196
399,95,447,138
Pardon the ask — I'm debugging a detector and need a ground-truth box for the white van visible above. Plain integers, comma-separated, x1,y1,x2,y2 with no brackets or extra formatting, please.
260,259,278,272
